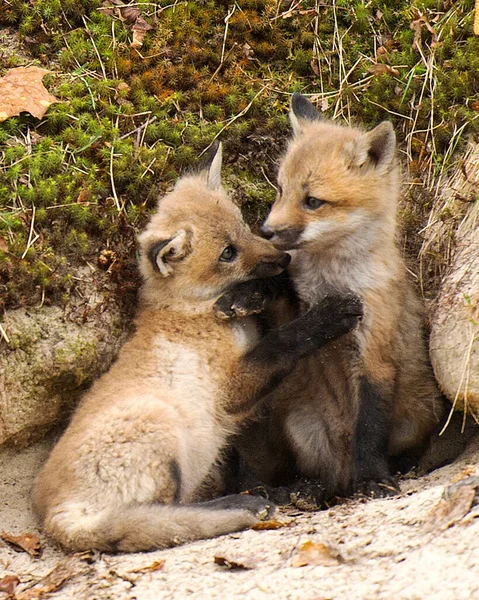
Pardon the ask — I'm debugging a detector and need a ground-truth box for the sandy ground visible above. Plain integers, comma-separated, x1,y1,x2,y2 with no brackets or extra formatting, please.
1,435,479,600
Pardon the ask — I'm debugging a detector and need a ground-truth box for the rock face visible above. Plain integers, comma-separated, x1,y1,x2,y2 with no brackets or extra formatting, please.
0,272,131,447
422,145,479,416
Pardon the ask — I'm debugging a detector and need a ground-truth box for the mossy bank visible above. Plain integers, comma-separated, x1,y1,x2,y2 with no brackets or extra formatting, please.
0,0,478,443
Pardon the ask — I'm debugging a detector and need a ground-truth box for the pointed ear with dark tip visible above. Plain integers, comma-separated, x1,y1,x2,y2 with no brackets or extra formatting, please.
290,93,321,136
199,141,223,190
347,121,396,171
147,229,192,277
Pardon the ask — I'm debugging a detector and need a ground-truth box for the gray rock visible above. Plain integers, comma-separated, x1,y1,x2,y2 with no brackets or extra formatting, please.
0,285,129,446
422,144,479,415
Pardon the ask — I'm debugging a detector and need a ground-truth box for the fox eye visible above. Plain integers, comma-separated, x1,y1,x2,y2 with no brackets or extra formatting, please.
219,245,237,262
305,196,326,210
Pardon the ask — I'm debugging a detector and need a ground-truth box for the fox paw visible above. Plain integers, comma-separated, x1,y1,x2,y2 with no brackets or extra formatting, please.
311,292,363,340
354,477,400,499
214,288,267,320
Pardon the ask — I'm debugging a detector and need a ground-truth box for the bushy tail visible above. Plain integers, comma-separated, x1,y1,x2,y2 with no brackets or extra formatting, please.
44,494,275,553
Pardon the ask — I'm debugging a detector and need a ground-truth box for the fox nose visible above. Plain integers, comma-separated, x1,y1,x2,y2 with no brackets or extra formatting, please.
260,224,274,240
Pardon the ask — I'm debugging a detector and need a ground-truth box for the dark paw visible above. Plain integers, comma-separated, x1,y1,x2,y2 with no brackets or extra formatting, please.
354,477,400,499
246,484,292,507
288,477,328,511
310,292,363,342
214,287,268,320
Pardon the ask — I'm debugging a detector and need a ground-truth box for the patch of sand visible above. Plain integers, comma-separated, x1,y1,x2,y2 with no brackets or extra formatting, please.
1,436,479,600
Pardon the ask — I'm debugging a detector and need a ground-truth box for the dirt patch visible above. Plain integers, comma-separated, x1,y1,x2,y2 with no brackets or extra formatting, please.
1,435,479,599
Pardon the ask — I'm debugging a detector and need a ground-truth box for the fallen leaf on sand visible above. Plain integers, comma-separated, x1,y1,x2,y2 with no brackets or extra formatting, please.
14,553,92,600
0,531,41,557
252,519,289,531
129,559,165,574
214,555,257,570
425,476,479,533
0,575,20,596
291,541,343,567
0,67,59,122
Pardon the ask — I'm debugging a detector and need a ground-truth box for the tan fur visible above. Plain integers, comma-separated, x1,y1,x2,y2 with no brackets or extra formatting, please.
34,148,289,553
242,105,443,494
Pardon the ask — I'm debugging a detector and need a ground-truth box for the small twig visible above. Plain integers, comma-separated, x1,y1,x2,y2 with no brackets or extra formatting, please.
109,145,122,213
0,323,10,345
260,167,278,191
119,115,156,140
208,43,237,84
440,326,477,436
82,16,108,80
140,157,156,178
220,5,236,64
21,205,38,260
199,87,267,155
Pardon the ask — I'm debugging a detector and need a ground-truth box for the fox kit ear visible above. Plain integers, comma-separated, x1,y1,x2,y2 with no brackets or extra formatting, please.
348,121,396,171
290,93,321,136
199,141,223,190
147,229,192,277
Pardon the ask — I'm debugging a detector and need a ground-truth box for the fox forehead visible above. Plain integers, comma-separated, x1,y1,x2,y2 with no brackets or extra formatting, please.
277,126,390,208
145,179,247,240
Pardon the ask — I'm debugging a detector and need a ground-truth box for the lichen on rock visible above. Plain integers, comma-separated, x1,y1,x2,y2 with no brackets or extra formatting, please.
0,279,130,446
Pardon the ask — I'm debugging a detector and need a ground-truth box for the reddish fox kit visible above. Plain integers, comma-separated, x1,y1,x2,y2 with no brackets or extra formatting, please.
33,142,362,553
224,95,443,500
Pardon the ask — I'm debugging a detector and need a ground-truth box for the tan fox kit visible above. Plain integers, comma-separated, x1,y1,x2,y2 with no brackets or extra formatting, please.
222,95,444,500
33,143,362,552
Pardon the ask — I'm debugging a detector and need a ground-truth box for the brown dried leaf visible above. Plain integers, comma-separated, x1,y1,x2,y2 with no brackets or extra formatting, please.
252,519,289,531
242,43,254,60
76,185,90,204
368,63,399,77
129,559,165,574
410,16,438,52
119,5,141,24
14,553,92,600
0,236,8,253
131,18,153,49
0,531,41,557
425,478,479,533
0,575,20,596
100,1,152,49
0,67,59,122
291,541,343,567
214,555,257,570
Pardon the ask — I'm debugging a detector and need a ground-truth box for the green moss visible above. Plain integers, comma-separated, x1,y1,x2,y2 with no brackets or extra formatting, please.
0,0,478,310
